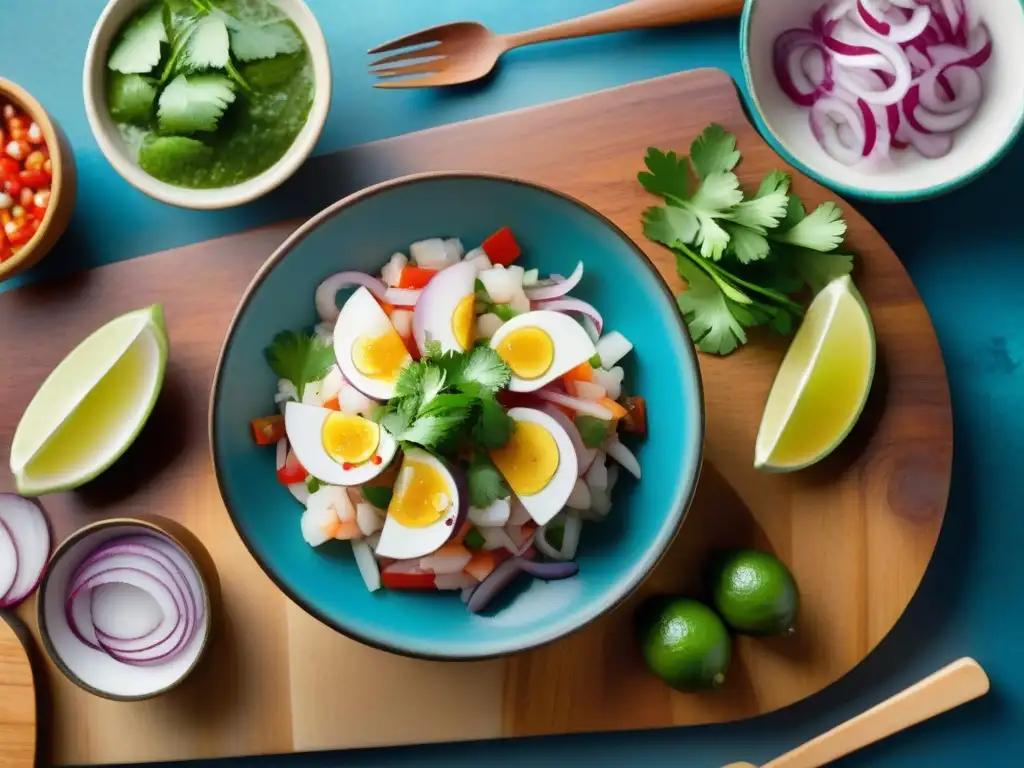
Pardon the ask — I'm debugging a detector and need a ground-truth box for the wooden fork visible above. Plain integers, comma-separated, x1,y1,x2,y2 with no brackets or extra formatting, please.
368,0,744,89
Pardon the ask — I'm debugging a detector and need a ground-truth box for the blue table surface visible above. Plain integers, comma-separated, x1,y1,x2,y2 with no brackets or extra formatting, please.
3,1,1023,766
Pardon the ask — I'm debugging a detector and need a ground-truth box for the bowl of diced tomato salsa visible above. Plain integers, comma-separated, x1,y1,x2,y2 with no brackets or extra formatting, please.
0,79,77,283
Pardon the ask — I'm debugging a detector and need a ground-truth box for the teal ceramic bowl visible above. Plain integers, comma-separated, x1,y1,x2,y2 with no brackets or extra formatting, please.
740,0,1024,201
211,173,704,659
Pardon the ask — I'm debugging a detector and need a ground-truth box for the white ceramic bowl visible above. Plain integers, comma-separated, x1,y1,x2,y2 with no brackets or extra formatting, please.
741,0,1024,201
37,518,214,700
83,0,331,210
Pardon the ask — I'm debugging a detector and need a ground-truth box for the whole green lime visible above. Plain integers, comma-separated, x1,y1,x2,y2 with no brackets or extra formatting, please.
634,596,731,691
710,549,800,636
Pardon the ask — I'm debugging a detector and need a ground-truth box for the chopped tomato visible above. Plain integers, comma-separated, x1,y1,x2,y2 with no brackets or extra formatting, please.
250,415,285,445
322,397,341,411
276,451,308,485
381,570,437,590
599,397,629,421
620,396,647,435
396,265,438,289
481,226,521,266
375,297,395,316
562,362,594,387
402,333,421,361
464,551,496,582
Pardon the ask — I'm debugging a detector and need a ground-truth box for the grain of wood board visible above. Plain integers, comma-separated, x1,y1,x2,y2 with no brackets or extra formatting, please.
0,613,36,768
0,69,950,765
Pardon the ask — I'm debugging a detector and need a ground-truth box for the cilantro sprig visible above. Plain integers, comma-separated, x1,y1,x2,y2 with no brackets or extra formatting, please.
640,124,854,355
264,330,334,400
374,344,515,454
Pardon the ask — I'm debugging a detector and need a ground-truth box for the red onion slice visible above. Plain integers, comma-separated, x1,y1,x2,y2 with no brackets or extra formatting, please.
810,96,868,164
524,262,584,302
0,494,51,609
903,84,978,133
774,30,833,106
382,287,422,306
531,297,604,335
517,559,580,580
0,519,17,603
918,64,982,114
534,388,614,420
856,0,931,43
315,272,387,324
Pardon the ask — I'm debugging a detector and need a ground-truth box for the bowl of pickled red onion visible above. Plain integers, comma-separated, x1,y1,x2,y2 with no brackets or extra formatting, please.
741,0,1024,200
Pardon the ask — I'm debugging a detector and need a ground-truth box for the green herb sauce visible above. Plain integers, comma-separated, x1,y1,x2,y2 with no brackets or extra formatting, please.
105,0,314,190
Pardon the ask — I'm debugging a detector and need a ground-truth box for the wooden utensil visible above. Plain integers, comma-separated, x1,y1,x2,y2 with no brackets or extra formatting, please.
369,0,744,88
0,612,37,768
724,658,990,768
0,70,950,765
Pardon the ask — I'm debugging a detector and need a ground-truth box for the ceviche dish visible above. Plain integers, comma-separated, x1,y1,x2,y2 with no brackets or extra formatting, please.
248,227,646,614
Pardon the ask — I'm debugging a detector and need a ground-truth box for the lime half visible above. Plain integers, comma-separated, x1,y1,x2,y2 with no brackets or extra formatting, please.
10,306,168,496
755,276,875,472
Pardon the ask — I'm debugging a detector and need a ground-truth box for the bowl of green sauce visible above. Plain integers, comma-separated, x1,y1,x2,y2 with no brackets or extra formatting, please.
84,0,331,209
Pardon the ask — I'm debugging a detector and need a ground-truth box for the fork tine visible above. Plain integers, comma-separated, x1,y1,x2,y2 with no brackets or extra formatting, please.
369,45,446,69
372,60,449,79
373,74,450,90
367,24,449,55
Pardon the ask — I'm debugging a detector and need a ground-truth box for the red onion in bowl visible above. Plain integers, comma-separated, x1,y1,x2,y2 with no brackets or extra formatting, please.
523,261,584,302
531,297,604,335
315,272,387,324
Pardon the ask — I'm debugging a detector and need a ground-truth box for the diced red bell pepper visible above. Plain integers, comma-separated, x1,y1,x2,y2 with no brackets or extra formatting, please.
251,415,286,445
481,226,521,266
620,396,647,435
322,397,341,411
381,570,437,590
396,265,437,289
276,451,308,485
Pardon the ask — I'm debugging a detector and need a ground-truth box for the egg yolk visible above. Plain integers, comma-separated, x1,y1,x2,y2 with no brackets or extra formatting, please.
489,421,559,496
496,327,554,380
388,460,452,528
451,294,476,350
321,413,380,465
353,326,410,382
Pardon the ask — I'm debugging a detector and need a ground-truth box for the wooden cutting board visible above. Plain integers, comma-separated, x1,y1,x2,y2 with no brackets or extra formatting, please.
0,613,36,768
0,69,950,765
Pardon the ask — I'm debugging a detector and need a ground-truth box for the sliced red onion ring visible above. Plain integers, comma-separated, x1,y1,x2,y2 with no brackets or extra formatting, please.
0,519,17,603
774,30,832,106
383,287,422,306
0,494,51,609
531,297,604,336
539,405,597,476
517,559,580,580
904,83,978,133
810,96,868,164
535,388,614,420
918,64,982,114
856,0,931,43
523,262,584,302
315,273,387,324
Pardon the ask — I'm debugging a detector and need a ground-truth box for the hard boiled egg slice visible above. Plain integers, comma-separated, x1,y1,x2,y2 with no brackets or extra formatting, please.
285,403,398,486
334,286,412,400
412,261,478,355
489,407,577,526
489,310,597,392
376,448,465,560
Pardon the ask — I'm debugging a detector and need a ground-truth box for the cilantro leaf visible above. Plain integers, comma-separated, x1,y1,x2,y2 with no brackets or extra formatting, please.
399,412,470,449
575,415,611,448
107,73,158,125
731,170,791,232
472,395,514,450
446,346,511,393
786,247,855,293
393,361,426,402
676,256,748,355
227,18,303,62
157,74,235,134
723,223,770,265
108,3,168,74
638,148,689,200
419,366,447,410
179,14,231,71
419,392,476,417
467,454,510,509
774,201,847,252
643,205,699,248
264,331,335,400
689,124,741,179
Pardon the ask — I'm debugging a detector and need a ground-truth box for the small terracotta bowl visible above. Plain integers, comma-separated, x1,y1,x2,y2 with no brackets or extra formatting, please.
37,517,215,701
0,78,77,284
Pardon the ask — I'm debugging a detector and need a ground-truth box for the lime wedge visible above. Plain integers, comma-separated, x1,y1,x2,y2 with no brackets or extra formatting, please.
10,306,169,496
754,276,875,472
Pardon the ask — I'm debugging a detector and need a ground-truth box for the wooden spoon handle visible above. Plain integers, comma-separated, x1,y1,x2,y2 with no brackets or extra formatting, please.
763,658,990,768
501,0,744,50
